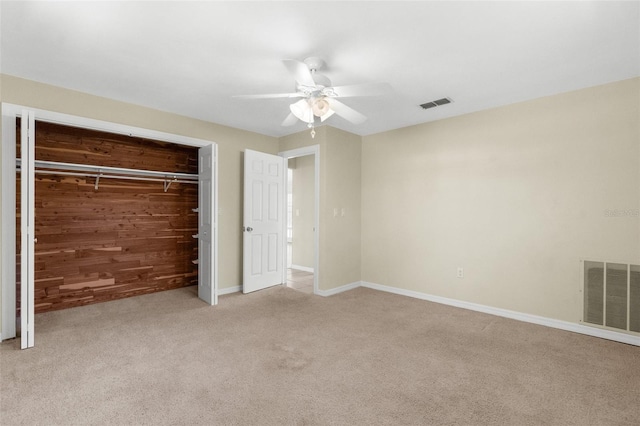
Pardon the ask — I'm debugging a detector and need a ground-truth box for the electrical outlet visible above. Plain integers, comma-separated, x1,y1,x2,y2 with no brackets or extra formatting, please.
457,267,464,278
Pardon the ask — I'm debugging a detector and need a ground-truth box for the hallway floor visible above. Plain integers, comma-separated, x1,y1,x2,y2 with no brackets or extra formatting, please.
286,268,314,294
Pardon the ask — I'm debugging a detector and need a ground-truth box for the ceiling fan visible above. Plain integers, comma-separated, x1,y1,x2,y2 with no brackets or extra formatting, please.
234,57,391,137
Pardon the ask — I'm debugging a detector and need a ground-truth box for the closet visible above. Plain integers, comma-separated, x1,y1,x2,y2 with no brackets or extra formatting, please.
16,120,199,314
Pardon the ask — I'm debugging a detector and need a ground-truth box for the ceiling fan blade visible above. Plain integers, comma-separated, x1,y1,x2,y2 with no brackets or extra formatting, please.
329,82,392,98
281,113,298,127
283,59,316,87
326,99,367,124
233,92,303,99
320,109,335,122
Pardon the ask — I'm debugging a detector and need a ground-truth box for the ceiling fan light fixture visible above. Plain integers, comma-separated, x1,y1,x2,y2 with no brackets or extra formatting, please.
311,98,331,117
290,99,314,123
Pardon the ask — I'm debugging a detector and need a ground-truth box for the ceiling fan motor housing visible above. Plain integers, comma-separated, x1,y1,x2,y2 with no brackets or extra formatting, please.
303,56,331,88
303,56,325,71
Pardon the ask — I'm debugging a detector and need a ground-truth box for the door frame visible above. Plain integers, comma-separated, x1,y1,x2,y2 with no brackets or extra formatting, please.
279,145,320,295
1,102,218,342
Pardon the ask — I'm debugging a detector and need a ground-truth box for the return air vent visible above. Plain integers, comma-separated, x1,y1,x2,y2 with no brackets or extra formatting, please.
583,260,640,334
420,97,452,110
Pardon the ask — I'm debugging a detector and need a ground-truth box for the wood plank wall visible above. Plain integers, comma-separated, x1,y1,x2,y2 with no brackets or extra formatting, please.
17,121,199,313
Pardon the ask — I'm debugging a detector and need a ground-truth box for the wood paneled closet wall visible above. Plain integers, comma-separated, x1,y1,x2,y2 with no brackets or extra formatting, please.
17,121,199,313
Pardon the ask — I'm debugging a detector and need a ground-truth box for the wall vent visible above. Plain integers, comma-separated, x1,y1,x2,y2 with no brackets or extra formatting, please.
583,260,640,334
420,97,452,110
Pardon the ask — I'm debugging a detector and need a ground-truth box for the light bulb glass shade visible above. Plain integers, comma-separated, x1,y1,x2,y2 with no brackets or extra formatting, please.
290,99,314,123
312,98,331,117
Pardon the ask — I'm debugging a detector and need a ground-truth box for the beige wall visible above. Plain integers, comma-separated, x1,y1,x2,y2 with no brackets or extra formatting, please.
361,78,640,323
2,73,637,335
322,127,362,289
291,154,315,269
279,126,362,291
0,75,279,335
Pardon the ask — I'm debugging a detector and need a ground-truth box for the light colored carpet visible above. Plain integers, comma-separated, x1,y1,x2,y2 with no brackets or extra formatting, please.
1,285,639,425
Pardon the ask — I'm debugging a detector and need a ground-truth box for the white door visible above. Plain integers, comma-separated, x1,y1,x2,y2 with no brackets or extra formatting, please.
20,110,35,349
198,144,217,305
243,149,286,293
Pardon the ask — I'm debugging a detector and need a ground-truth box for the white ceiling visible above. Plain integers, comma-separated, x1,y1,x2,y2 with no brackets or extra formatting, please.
1,1,638,138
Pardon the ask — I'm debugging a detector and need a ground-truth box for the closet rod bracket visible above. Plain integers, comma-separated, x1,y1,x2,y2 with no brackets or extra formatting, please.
164,176,178,192
94,171,102,190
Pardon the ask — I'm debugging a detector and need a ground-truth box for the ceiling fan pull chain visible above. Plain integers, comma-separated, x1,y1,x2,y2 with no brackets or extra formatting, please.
307,122,316,139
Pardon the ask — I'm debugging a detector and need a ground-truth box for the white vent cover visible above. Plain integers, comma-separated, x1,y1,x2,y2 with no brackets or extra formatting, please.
583,261,640,333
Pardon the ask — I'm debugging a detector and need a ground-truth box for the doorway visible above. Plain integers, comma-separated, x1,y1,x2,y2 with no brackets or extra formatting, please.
280,146,319,295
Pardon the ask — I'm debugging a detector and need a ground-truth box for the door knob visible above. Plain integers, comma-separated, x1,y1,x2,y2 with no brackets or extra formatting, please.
246,227,253,232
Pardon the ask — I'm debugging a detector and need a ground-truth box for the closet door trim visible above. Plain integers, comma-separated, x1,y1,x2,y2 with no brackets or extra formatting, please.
1,103,218,343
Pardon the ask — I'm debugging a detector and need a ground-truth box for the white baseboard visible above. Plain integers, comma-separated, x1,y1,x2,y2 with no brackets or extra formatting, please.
317,281,361,297
290,265,314,273
218,286,241,296
360,281,640,347
215,279,639,346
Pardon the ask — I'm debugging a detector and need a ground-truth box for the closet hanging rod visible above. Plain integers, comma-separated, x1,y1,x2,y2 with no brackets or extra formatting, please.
18,169,197,185
15,159,198,181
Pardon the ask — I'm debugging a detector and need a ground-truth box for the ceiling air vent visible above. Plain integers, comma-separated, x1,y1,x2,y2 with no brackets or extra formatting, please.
420,97,452,110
